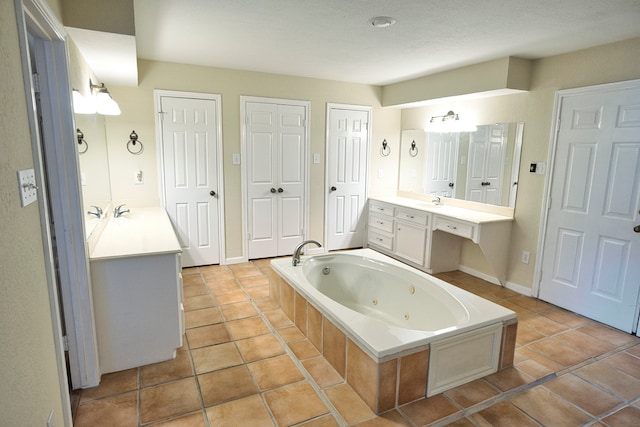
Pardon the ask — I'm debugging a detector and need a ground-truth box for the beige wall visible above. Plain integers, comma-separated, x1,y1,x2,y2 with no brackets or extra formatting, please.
401,37,640,289
105,61,400,258
0,0,67,426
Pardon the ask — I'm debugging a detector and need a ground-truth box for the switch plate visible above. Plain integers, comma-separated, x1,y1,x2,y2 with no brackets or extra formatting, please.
17,168,37,207
313,153,320,164
521,251,530,264
134,170,144,184
377,168,384,178
232,153,241,165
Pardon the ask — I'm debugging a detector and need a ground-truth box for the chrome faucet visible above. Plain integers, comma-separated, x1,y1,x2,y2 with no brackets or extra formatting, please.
114,204,130,218
431,196,441,206
292,240,321,266
87,205,103,218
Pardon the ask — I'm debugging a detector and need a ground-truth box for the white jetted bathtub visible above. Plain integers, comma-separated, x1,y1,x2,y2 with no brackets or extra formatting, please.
270,249,517,412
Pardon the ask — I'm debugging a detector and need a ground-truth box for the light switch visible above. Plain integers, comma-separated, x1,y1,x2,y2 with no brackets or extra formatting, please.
17,168,37,207
313,153,320,164
134,170,144,184
232,153,241,165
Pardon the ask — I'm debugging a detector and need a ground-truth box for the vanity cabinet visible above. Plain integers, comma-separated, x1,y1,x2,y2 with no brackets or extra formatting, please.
89,207,183,375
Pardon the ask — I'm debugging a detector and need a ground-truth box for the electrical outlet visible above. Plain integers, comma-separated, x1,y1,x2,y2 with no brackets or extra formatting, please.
521,251,530,264
232,153,241,165
313,153,320,164
17,168,37,207
377,168,384,178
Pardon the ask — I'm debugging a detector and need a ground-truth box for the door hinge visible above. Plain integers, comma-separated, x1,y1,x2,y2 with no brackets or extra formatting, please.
62,335,69,352
32,73,40,93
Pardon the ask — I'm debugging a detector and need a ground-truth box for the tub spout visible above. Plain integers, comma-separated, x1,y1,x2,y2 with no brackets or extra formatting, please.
292,240,321,266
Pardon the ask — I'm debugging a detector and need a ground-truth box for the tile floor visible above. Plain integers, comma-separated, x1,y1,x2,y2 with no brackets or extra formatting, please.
73,257,640,426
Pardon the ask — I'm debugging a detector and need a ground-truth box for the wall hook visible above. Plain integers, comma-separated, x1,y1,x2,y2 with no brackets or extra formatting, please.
77,128,88,154
127,130,144,155
381,139,391,157
409,140,418,157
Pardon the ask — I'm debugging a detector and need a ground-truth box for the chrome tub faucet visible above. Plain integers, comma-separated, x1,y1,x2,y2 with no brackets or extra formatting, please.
292,240,322,266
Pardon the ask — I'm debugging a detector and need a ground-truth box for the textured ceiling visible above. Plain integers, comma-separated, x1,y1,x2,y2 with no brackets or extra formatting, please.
131,0,640,86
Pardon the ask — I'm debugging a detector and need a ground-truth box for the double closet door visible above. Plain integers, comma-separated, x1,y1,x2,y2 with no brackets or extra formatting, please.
243,98,309,259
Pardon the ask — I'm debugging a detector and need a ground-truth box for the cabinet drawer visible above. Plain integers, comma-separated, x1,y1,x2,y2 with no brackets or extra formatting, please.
395,208,429,226
369,213,394,233
369,202,395,217
368,230,393,251
434,216,475,239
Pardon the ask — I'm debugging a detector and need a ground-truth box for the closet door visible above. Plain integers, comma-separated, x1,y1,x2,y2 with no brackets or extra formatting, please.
244,99,307,259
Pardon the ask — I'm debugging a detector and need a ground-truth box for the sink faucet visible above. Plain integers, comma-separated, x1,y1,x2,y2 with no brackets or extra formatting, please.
432,196,441,206
114,204,130,218
87,205,103,218
292,240,322,266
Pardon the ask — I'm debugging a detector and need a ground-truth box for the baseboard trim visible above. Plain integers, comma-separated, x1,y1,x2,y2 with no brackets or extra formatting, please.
458,265,532,296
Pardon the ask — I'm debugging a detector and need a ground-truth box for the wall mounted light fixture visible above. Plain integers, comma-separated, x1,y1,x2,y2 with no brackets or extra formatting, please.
90,79,121,115
72,89,96,114
425,110,477,133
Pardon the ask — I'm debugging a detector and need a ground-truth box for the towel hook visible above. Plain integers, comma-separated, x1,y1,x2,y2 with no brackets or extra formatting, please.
127,130,144,155
77,128,88,154
380,139,390,157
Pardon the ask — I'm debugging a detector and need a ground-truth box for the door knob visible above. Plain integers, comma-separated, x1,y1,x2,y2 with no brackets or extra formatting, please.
330,186,337,192
448,183,454,188
209,190,216,197
270,188,276,193
277,188,284,193
634,225,640,233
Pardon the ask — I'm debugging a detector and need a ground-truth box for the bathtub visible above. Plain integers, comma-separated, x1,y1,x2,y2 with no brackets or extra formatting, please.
270,249,517,411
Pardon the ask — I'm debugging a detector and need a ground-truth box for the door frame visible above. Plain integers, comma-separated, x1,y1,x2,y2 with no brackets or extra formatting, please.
324,103,372,250
533,79,640,321
155,90,226,265
240,96,311,261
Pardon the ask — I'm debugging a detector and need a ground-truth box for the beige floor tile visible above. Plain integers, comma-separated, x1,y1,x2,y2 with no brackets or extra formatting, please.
253,296,280,311
206,394,275,427
232,268,263,279
515,324,545,345
602,406,640,426
206,279,240,294
198,365,258,407
525,337,589,367
202,270,235,282
510,386,593,426
507,296,553,313
247,285,270,299
184,307,223,329
140,349,193,387
578,323,638,347
470,401,539,427
198,265,228,273
183,283,208,297
444,379,499,408
352,410,413,427
226,316,270,340
140,377,201,424
191,342,243,374
183,294,216,311
219,300,258,321
575,361,640,400
151,411,208,426
626,344,640,358
325,383,375,424
602,351,640,379
519,314,569,336
289,339,321,360
264,381,329,426
302,356,344,388
248,354,304,390
515,346,564,372
543,374,623,416
552,329,616,357
484,367,534,392
236,333,285,362
80,368,138,402
540,307,592,328
263,308,294,328
227,262,255,270
400,395,459,426
238,275,270,288
215,289,249,305
296,415,341,426
74,391,137,427
515,358,556,379
277,324,307,343
186,323,231,349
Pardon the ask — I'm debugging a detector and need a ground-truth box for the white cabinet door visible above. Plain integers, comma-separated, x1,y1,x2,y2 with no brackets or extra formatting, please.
245,99,307,258
326,105,370,250
159,94,222,267
394,220,427,266
539,82,640,333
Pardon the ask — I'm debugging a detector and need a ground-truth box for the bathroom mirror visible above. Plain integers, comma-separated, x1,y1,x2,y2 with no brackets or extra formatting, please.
76,114,112,233
399,122,524,207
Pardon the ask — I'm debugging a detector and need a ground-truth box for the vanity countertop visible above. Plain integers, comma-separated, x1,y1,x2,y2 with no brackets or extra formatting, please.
89,207,181,260
369,196,514,224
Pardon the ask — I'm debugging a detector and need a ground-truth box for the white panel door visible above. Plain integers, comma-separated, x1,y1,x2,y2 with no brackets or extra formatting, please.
326,106,370,251
539,83,640,332
466,124,507,205
424,132,458,197
245,101,306,258
160,95,221,267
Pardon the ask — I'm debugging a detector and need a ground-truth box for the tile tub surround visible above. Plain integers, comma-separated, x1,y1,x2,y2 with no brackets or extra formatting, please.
271,272,518,413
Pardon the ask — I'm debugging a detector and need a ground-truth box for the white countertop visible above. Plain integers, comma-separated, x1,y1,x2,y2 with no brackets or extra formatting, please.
89,207,182,260
369,196,514,224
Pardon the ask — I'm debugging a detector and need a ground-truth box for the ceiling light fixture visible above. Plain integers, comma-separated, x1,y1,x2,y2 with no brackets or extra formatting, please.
370,16,396,28
425,110,477,133
90,79,121,116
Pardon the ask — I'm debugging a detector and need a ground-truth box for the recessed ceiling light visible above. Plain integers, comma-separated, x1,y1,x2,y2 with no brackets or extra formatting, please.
370,16,396,28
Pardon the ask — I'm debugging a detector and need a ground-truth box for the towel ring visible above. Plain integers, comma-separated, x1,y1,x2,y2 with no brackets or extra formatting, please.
409,140,418,157
127,130,144,155
380,139,391,157
77,128,88,154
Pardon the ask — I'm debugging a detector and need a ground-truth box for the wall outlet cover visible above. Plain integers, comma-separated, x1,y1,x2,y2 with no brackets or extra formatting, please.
17,168,37,207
